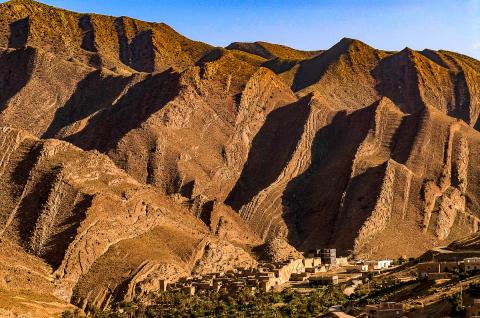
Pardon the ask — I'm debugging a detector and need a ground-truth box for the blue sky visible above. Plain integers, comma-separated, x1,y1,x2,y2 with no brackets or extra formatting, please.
3,0,479,59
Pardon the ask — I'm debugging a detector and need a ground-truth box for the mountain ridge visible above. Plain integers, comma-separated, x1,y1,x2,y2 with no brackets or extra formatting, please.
0,1,480,314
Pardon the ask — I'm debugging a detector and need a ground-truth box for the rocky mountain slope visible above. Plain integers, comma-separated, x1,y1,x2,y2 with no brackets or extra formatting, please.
0,126,258,310
1,0,480,312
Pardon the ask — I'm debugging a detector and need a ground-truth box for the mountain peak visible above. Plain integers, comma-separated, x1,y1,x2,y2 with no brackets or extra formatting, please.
3,0,55,9
226,41,320,60
332,37,373,54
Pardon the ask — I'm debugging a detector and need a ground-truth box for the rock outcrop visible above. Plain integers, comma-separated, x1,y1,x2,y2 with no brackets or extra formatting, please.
257,237,304,263
192,240,257,276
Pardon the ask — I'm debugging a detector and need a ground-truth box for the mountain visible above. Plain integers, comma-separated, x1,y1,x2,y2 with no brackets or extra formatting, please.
0,0,480,313
0,0,212,72
0,126,258,311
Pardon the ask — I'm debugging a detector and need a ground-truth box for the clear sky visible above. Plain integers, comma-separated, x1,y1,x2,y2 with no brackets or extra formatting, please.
2,0,479,59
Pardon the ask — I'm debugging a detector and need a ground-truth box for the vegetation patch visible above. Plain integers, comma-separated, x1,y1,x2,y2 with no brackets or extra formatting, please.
63,287,347,318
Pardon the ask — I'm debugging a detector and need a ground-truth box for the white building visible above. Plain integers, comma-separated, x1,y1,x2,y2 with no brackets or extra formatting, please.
365,260,392,270
462,257,480,272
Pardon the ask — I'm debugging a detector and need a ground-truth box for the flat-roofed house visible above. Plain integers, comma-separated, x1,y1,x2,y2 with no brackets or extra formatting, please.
365,302,404,318
309,275,338,286
417,261,459,279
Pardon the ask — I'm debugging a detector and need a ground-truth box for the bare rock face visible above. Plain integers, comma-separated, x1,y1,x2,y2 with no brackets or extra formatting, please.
258,238,304,263
2,2,480,313
192,240,257,275
123,262,188,302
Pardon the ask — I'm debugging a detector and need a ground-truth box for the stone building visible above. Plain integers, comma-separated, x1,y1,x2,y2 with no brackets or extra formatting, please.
346,264,369,273
303,257,322,268
319,249,337,265
168,258,308,295
336,257,349,266
365,302,404,318
417,261,459,279
309,275,338,286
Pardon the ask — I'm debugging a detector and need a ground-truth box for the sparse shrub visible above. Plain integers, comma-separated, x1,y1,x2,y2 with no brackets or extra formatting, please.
448,292,465,318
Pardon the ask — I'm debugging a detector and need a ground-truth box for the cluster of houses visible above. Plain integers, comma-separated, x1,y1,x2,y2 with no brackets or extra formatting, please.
147,247,414,317
344,259,392,274
417,257,480,279
306,248,392,272
165,249,340,295
158,248,396,296
166,258,306,295
361,256,480,317
365,299,480,318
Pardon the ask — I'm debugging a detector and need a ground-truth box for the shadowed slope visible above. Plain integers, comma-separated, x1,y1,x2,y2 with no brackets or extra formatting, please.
287,103,480,258
0,47,34,108
283,105,375,249
226,96,311,211
0,46,93,136
65,69,181,151
42,70,138,139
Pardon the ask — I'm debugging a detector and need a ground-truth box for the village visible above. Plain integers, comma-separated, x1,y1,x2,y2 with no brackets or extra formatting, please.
163,249,392,296
150,247,480,318
149,248,407,317
359,251,480,318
